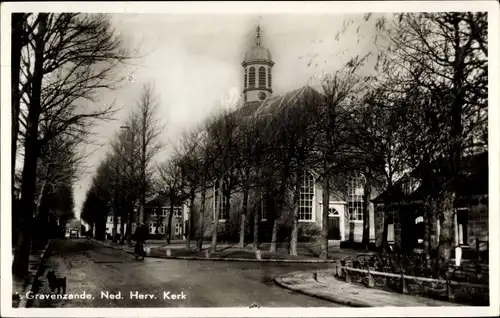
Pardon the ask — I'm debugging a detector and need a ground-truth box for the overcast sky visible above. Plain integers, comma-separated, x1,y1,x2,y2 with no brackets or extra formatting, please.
74,13,383,218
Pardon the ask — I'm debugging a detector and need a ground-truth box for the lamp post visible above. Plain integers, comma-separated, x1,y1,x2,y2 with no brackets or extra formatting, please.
120,125,136,246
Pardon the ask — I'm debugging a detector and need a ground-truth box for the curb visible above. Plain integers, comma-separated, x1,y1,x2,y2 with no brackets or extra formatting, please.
273,273,370,307
17,240,53,308
89,239,338,263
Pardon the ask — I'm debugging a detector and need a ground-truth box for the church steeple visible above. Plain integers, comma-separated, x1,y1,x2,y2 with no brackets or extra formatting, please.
255,25,261,46
242,24,274,104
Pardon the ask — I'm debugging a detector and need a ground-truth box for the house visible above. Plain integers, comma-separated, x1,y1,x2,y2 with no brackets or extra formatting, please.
372,151,488,259
144,196,188,240
190,25,380,245
104,213,136,240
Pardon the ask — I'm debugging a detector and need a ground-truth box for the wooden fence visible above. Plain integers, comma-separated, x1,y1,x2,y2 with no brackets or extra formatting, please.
335,260,489,302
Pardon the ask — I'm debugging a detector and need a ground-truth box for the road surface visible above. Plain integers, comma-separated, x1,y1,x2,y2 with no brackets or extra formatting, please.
28,239,341,307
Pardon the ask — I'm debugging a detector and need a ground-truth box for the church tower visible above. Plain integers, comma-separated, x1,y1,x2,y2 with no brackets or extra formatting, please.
242,25,274,103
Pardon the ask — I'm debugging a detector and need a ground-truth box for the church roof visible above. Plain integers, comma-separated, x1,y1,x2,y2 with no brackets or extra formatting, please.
236,85,324,118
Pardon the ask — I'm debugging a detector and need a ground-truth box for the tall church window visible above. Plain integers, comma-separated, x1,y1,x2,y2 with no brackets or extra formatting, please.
348,174,364,221
298,171,314,221
268,68,272,88
214,180,228,221
244,68,248,89
258,66,266,88
249,67,256,87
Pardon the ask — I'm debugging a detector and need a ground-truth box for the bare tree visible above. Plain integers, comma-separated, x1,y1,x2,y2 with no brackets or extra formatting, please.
13,13,133,277
379,13,487,272
202,109,241,252
132,83,164,225
157,157,186,244
174,129,205,249
310,63,365,259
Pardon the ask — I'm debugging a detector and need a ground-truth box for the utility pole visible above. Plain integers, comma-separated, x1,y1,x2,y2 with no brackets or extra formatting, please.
138,117,147,225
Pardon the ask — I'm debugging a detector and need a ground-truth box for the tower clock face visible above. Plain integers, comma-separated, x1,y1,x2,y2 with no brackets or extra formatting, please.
258,92,267,100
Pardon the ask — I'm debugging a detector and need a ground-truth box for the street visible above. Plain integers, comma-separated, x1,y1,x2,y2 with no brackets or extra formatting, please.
29,239,340,307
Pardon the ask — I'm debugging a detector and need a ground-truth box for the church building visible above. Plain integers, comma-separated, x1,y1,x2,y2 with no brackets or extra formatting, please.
197,25,379,246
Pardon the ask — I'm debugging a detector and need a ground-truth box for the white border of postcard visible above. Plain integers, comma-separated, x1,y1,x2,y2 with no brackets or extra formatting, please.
1,1,499,317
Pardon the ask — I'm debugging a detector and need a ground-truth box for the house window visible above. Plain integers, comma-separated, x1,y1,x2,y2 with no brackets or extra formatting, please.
149,222,164,234
150,209,157,217
258,66,266,88
298,171,314,221
268,68,272,88
156,223,165,235
109,216,113,223
214,181,228,221
328,208,339,217
457,208,468,246
174,206,182,218
249,67,256,87
162,208,168,217
175,223,181,235
348,175,364,221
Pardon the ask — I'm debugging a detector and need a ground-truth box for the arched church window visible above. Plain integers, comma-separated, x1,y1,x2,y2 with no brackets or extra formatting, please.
299,171,314,221
258,66,266,88
244,68,248,89
268,68,272,88
249,67,256,87
348,174,365,221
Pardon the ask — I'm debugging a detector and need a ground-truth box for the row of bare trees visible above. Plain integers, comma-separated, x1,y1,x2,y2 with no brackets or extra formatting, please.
80,83,164,245
76,12,486,276
155,12,487,270
11,13,134,278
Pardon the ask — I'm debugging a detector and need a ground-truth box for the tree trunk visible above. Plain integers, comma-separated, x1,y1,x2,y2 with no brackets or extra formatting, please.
127,203,133,246
12,13,48,279
186,192,195,249
252,196,260,251
224,190,231,243
289,171,302,256
197,188,206,252
211,177,223,253
112,203,119,242
119,210,126,244
11,14,24,182
436,191,455,277
362,175,371,251
381,205,390,254
238,187,249,248
167,200,174,244
320,177,330,260
270,179,287,252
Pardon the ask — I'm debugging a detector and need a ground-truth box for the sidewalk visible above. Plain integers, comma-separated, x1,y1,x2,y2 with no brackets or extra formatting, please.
90,239,358,263
12,241,52,308
275,270,463,307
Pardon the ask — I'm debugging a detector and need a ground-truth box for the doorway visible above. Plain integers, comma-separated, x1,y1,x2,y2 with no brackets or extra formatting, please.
328,208,341,240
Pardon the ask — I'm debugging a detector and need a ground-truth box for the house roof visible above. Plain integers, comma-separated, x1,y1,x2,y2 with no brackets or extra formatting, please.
372,151,488,204
145,194,171,207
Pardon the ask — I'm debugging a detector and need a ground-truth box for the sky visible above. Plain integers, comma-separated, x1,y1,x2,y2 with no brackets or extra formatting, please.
74,13,383,218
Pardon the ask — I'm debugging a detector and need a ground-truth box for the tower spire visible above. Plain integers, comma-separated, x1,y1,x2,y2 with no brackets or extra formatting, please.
256,24,261,46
